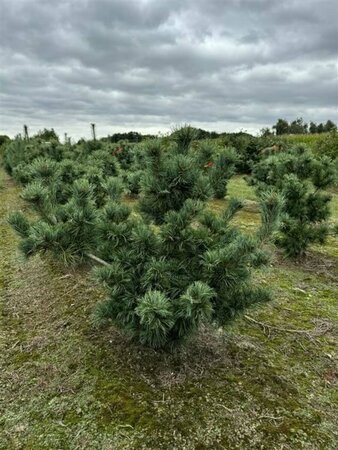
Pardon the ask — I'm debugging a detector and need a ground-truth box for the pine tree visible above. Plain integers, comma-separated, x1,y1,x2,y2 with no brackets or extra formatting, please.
194,139,216,169
92,189,282,348
193,140,238,198
5,137,125,265
208,147,237,199
9,178,100,265
251,145,336,257
89,128,283,348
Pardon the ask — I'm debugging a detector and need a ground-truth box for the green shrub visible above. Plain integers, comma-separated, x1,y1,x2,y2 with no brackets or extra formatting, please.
251,145,336,257
208,147,238,199
314,130,338,159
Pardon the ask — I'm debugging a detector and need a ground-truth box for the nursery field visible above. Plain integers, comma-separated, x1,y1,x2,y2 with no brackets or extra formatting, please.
1,166,337,449
280,133,328,148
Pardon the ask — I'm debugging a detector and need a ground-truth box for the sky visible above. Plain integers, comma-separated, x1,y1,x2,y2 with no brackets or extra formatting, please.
0,0,337,140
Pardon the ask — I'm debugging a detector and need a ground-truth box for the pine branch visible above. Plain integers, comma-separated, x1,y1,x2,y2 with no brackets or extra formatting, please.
244,315,332,338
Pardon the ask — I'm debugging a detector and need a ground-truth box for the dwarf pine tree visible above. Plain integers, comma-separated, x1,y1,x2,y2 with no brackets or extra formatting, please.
93,193,282,348
9,178,100,265
251,145,336,257
209,148,238,199
6,137,123,265
194,140,238,199
194,139,216,169
91,129,283,348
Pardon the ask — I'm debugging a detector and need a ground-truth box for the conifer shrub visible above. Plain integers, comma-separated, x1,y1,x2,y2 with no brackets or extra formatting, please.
124,170,144,196
208,148,238,199
9,178,100,265
93,194,281,348
110,140,136,170
5,137,125,264
89,130,283,348
221,133,260,174
194,139,216,169
251,145,336,257
4,139,41,175
171,125,198,154
314,130,338,161
194,140,238,199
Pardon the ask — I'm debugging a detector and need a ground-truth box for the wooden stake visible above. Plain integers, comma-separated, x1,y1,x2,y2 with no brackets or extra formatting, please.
91,123,96,141
23,125,29,140
86,252,110,267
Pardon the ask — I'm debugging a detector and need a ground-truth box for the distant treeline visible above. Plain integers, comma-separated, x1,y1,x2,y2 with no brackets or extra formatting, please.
262,118,337,136
102,131,155,143
1,118,336,147
101,120,337,142
102,129,222,142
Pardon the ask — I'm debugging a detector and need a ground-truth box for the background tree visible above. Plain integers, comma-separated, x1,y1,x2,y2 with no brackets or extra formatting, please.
324,120,336,132
289,118,307,134
309,122,318,134
251,145,336,257
208,148,238,198
317,123,325,133
314,130,338,160
260,127,273,137
272,119,289,135
0,135,10,157
35,128,59,142
0,135,10,146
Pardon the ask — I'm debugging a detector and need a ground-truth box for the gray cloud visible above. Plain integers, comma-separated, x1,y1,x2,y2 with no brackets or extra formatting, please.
0,0,337,139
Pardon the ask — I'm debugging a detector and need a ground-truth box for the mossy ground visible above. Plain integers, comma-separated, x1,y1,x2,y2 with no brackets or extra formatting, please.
0,169,337,449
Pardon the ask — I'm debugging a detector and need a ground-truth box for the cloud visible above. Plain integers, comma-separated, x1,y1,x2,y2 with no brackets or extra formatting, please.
0,0,337,139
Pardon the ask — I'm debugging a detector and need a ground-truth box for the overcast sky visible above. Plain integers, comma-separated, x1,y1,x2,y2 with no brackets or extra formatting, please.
0,0,337,139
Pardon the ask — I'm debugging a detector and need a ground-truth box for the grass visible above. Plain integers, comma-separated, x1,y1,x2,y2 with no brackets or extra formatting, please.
279,133,327,148
227,175,257,202
278,132,338,160
1,169,337,449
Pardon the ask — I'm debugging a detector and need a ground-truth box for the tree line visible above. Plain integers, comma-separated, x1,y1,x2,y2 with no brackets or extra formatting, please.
262,118,337,136
1,118,336,149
